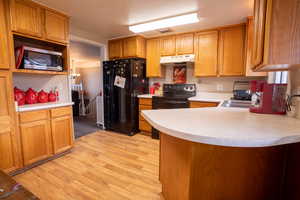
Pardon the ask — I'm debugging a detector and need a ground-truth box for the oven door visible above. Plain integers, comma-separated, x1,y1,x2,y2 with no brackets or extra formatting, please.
151,97,189,139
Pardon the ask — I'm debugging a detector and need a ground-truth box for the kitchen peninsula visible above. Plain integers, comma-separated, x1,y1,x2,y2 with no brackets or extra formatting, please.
142,107,300,200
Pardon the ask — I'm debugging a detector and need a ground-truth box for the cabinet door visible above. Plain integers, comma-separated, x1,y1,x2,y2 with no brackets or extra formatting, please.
0,0,10,69
9,0,42,37
45,9,69,43
160,36,176,56
194,31,218,77
20,120,52,166
176,33,194,55
219,25,246,76
51,115,73,154
246,17,267,77
146,38,162,77
0,71,21,172
123,37,137,58
251,0,268,68
109,39,123,59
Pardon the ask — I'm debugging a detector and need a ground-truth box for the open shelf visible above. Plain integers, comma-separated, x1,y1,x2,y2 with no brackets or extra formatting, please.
12,69,68,75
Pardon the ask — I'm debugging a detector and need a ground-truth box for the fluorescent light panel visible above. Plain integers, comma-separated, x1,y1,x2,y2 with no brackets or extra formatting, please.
129,13,200,33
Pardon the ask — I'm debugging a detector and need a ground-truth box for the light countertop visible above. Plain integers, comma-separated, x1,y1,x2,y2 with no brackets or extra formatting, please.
142,107,300,147
138,92,233,103
17,102,74,112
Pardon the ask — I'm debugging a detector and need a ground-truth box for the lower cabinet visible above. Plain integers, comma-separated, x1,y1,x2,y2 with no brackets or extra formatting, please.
51,115,73,154
19,106,74,166
20,120,52,166
139,98,152,134
189,101,220,108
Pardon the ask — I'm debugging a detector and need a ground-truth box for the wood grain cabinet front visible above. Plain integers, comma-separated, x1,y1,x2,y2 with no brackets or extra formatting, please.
44,9,69,44
122,36,146,58
160,36,176,56
20,119,52,166
51,115,74,154
0,71,21,173
176,33,194,55
9,0,43,37
194,31,219,77
108,39,123,59
219,25,246,76
146,38,162,77
251,0,300,71
0,0,11,69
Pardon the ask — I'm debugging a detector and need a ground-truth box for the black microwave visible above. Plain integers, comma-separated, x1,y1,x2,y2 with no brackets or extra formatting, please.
15,46,63,72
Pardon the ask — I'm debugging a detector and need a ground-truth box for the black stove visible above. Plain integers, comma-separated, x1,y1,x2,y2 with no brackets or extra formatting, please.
151,84,196,139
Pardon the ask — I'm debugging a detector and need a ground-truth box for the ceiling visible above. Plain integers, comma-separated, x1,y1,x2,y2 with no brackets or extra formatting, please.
34,0,254,41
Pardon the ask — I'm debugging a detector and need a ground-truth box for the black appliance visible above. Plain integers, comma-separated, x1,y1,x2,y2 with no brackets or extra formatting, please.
152,84,196,139
15,46,63,71
103,58,148,135
232,81,251,101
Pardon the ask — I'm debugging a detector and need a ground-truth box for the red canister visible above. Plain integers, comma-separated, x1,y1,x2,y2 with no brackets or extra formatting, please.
25,88,38,104
48,90,57,102
37,90,49,103
14,87,26,106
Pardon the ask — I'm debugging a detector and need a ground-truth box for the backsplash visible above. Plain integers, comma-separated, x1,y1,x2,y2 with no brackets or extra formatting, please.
13,74,71,103
149,64,266,93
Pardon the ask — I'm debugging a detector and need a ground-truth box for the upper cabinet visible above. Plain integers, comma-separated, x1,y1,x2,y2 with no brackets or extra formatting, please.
45,10,69,44
219,25,246,76
108,39,123,60
176,33,194,55
245,17,267,77
0,0,10,69
251,0,300,71
108,36,145,60
9,0,69,44
123,36,146,58
9,0,43,38
160,36,176,56
146,38,162,77
194,31,218,77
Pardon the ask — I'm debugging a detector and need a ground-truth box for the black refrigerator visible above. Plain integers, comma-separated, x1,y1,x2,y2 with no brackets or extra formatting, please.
103,58,148,135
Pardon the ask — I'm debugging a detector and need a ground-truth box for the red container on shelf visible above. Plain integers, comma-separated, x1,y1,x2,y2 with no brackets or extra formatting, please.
48,90,57,102
14,87,26,106
37,90,49,103
25,88,38,104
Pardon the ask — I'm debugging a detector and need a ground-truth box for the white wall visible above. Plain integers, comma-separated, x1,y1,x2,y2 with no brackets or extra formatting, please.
150,63,266,93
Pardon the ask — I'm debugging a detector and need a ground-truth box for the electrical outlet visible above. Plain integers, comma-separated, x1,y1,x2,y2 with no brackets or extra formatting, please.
217,84,223,91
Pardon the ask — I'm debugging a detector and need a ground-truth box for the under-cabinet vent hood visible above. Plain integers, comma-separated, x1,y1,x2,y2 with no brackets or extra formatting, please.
160,54,195,64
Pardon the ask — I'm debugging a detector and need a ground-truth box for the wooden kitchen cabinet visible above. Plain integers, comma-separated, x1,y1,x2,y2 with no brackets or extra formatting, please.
160,36,176,56
0,71,21,173
45,9,69,44
146,38,162,77
189,101,219,108
0,0,11,69
123,36,146,58
219,25,246,76
139,98,152,135
251,0,300,71
108,39,123,59
20,119,52,166
51,108,74,154
18,106,74,166
245,17,267,77
9,0,43,38
176,33,194,55
194,31,218,77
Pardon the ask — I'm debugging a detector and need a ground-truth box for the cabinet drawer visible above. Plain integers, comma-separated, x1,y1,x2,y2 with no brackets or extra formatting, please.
139,120,152,132
19,110,49,123
189,101,219,108
139,98,152,106
139,104,152,111
51,106,72,118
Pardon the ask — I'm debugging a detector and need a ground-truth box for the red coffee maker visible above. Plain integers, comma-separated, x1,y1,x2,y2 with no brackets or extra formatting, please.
250,80,287,115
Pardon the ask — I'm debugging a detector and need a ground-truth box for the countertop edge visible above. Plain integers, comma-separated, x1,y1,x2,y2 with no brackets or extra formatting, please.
17,102,74,112
141,109,300,148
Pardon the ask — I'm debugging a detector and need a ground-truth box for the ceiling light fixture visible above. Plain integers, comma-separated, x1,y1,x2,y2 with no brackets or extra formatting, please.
129,13,200,33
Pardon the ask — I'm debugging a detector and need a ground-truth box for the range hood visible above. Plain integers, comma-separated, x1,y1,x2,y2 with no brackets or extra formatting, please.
160,54,195,64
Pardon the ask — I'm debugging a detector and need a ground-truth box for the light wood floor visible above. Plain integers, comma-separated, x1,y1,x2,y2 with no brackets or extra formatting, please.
14,131,162,200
